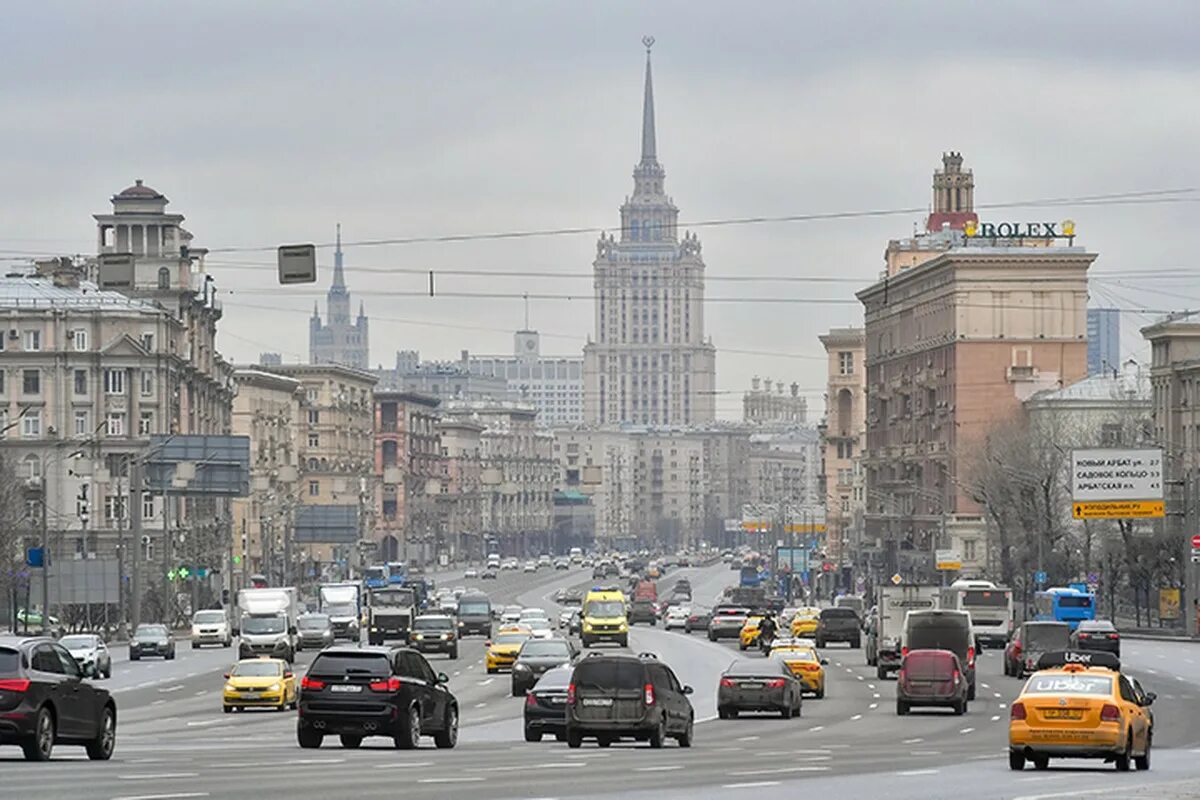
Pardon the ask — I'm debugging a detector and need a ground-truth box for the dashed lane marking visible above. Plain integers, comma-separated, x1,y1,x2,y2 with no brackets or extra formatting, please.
868,684,876,690
869,703,878,709
479,678,494,686
873,693,881,699
728,766,830,776
185,719,227,728
286,759,345,765
151,700,166,706
902,737,923,744
960,727,975,734
898,769,940,776
118,774,201,781
373,762,433,769
851,714,863,721
807,726,825,733
157,684,184,693
994,692,1002,698
909,751,940,756
418,777,485,784
856,675,864,681
474,702,488,708
110,794,210,800
991,715,1001,722
737,735,760,741
193,691,207,697
723,782,781,789
637,765,684,772
981,683,990,689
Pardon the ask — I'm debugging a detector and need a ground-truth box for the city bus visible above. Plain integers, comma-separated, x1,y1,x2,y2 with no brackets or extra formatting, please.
1033,586,1096,630
940,580,1013,648
363,565,389,590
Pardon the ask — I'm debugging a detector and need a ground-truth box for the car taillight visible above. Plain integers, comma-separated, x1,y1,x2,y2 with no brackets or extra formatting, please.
1100,704,1121,722
567,683,576,704
901,646,908,658
719,678,735,688
967,646,975,668
1108,633,1119,640
525,693,537,707
644,682,656,706
764,679,786,689
952,669,961,686
1012,642,1021,656
0,679,30,693
369,677,403,692
300,676,326,690
1010,702,1026,720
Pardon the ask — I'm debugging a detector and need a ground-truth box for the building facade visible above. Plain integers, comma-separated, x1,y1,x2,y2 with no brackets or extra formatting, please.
820,328,866,576
467,330,584,426
374,391,444,565
309,226,369,370
377,350,509,402
582,45,716,425
1087,308,1121,376
743,377,808,427
437,418,486,561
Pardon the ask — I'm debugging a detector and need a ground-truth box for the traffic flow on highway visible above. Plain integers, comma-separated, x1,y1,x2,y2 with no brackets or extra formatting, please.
2,551,1199,800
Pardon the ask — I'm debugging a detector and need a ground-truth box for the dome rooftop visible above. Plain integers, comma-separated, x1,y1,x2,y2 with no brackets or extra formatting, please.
115,179,164,199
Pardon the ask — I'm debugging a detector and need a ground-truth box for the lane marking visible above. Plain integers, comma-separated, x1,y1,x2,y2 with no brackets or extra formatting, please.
910,750,941,756
900,769,940,775
991,715,1001,722
723,782,782,789
286,758,344,765
873,693,881,699
980,683,990,689
373,761,433,769
637,765,684,772
478,678,494,686
185,719,227,728
158,684,184,693
902,737,923,744
850,714,862,720
807,726,824,733
118,774,201,781
110,794,210,800
960,727,975,734
418,777,485,784
869,703,878,709
994,692,1002,698
193,690,207,697
151,700,166,706
737,735,760,741
729,766,829,776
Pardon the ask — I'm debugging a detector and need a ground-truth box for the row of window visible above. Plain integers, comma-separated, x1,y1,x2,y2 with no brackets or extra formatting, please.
0,329,155,353
6,408,156,440
0,367,155,398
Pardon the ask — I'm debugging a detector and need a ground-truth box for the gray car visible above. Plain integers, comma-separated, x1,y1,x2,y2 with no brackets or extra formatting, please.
707,606,750,641
60,634,112,679
296,613,335,651
717,658,803,719
512,638,577,696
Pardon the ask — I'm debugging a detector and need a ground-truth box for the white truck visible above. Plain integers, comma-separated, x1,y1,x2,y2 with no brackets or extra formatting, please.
318,582,362,641
940,579,1014,649
366,585,417,646
868,584,939,680
236,586,299,663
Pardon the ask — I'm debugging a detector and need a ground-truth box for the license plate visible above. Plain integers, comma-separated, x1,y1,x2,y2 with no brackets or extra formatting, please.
330,685,362,693
1043,708,1083,720
739,682,763,689
582,698,613,707
240,691,260,697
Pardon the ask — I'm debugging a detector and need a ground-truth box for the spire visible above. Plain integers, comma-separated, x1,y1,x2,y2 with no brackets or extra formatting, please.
331,222,346,291
640,36,657,164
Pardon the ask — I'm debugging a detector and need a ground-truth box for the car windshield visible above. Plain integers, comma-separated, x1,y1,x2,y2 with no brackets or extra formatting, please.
1024,625,1071,650
906,620,969,653
773,648,816,661
194,611,226,624
232,661,282,677
323,603,356,616
586,601,624,617
459,601,489,615
60,635,98,649
521,640,571,657
242,617,285,634
372,590,415,607
527,618,550,630
310,652,390,678
822,608,858,619
1024,674,1113,696
299,616,330,630
136,626,167,639
414,617,453,630
494,633,530,645
573,659,644,690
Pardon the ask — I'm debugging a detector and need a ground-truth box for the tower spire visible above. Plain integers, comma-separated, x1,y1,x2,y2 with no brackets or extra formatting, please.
640,36,657,165
332,222,346,290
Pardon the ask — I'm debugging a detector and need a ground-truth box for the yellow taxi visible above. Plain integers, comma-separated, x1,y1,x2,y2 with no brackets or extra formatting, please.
223,657,296,712
738,614,765,650
1009,651,1154,772
790,608,821,637
768,639,827,698
486,627,532,673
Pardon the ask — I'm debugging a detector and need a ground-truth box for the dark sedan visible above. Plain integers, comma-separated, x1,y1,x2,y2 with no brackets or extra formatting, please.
129,624,175,661
524,665,571,742
1070,619,1121,657
512,638,576,696
684,606,711,634
717,658,803,719
0,636,116,761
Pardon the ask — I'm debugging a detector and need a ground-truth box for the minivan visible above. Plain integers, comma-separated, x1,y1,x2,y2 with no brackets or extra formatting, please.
896,649,969,715
456,593,492,637
565,653,694,748
901,610,975,700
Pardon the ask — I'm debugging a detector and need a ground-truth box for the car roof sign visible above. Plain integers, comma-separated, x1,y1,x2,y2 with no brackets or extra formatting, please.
1036,650,1120,671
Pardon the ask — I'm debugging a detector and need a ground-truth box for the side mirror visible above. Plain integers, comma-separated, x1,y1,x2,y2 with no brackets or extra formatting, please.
484,641,492,647
1144,692,1156,705
289,626,298,635
437,672,449,684
284,671,294,679
820,659,829,666
682,685,694,695
222,673,230,679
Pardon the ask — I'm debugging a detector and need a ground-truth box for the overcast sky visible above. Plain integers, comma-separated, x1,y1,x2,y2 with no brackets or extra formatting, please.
3,1,1198,418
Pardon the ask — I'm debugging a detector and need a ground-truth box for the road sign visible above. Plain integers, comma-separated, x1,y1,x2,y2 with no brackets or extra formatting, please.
890,573,903,586
1192,535,1200,550
1034,570,1047,586
1071,449,1162,511
1086,571,1099,584
25,547,44,568
1072,500,1164,519
935,549,962,571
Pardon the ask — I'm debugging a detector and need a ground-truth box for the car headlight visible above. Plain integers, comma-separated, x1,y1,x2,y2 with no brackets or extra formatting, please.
440,634,450,640
514,663,531,672
414,633,424,640
268,683,281,692
225,683,236,692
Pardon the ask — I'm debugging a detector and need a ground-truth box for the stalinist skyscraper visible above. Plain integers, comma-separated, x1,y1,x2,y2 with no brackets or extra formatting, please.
583,39,716,425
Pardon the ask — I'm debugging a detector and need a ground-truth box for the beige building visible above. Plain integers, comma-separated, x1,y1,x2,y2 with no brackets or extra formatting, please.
553,428,638,547
820,328,866,574
437,418,486,560
582,46,716,426
374,391,443,565
229,369,302,587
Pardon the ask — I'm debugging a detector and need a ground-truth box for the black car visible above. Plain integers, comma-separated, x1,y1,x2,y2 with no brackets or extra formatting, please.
1004,621,1070,678
456,593,493,637
525,665,572,742
408,615,459,659
0,636,116,761
565,653,694,748
815,608,861,648
628,600,658,626
560,590,584,607
297,646,458,750
1070,620,1121,657
684,606,710,634
481,567,498,580
717,658,803,719
129,624,175,660
512,638,577,696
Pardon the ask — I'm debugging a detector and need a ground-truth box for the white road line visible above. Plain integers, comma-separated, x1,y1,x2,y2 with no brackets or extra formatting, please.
724,782,781,789
999,703,1007,709
869,703,878,709
478,678,494,686
373,762,433,769
637,765,684,772
158,684,184,693
729,766,829,776
850,714,863,721
981,683,990,689
110,794,210,800
151,700,166,706
474,702,488,708
418,777,484,784
807,726,825,733
286,758,345,765
909,751,941,756
856,675,864,681
873,693,881,699
902,737,923,744
994,692,1002,698
1145,668,1158,674
991,715,1002,722
960,727,975,734
737,735,760,741
868,683,876,690
193,691,207,697
185,719,227,728
118,774,201,781
898,769,939,776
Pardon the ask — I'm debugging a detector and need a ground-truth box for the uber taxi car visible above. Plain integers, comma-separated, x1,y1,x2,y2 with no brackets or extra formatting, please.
485,628,532,674
739,614,765,651
790,608,821,638
223,657,297,712
1009,651,1154,772
768,639,827,698
581,587,629,648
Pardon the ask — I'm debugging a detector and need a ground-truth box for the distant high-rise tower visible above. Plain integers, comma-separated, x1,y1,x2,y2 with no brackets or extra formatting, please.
1087,308,1121,375
926,151,978,233
309,224,369,369
582,39,716,425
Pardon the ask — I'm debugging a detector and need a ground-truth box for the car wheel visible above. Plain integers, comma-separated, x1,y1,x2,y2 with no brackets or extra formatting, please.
896,700,908,716
567,730,583,748
524,726,542,743
224,638,232,648
780,704,792,720
717,706,730,720
167,650,175,660
1032,754,1049,770
394,706,421,750
1008,750,1025,771
816,686,825,699
954,700,965,716
738,642,747,651
1115,734,1133,771
297,727,323,749
648,717,666,749
449,648,459,660
851,638,861,649
340,734,363,749
86,705,116,761
597,737,612,748
22,706,55,762
223,706,233,714
130,652,139,661
435,706,458,749
555,731,567,742
815,638,824,648
1135,733,1151,771
677,716,694,748
707,632,716,641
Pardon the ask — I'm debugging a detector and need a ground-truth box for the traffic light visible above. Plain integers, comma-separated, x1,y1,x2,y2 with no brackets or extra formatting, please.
221,589,230,605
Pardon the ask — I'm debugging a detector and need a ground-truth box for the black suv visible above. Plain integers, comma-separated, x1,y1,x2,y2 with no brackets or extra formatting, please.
565,653,694,748
129,624,176,660
297,646,458,749
815,608,861,648
0,636,116,761
408,615,459,659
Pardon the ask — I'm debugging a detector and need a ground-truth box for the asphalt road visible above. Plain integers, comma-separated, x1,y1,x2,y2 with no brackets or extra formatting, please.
6,561,1200,800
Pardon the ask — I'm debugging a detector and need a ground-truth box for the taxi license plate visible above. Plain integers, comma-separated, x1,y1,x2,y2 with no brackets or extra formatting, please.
1043,708,1083,720
582,698,613,707
330,685,362,693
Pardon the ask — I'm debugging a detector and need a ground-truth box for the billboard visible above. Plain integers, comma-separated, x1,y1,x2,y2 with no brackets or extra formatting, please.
145,435,251,497
294,504,359,544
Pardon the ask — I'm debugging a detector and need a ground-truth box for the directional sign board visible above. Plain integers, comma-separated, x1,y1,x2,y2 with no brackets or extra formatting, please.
935,549,962,571
1071,448,1164,519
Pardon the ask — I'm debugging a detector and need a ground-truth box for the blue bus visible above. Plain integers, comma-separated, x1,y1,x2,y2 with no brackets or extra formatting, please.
363,565,389,589
1033,586,1096,630
386,561,407,585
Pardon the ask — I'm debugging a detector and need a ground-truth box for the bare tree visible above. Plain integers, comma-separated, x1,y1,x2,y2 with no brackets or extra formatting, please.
0,455,30,628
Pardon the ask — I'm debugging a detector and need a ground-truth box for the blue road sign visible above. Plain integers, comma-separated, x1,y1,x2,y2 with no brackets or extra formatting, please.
1034,570,1047,586
25,547,44,568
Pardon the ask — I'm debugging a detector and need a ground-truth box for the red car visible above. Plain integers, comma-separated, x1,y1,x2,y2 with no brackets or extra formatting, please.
896,649,969,716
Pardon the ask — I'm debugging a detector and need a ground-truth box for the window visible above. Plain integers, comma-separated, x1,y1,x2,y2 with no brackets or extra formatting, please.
140,332,154,351
72,329,88,351
838,351,854,375
139,411,154,435
23,369,40,395
74,410,90,437
104,495,128,522
308,480,320,497
22,410,41,438
23,453,41,480
157,267,170,289
107,412,125,437
308,432,319,448
0,369,5,396
143,492,155,520
73,369,87,396
23,330,40,351
104,369,126,395
840,496,850,513
26,499,42,523
963,539,978,560
140,370,154,397
306,388,319,403
308,409,319,425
